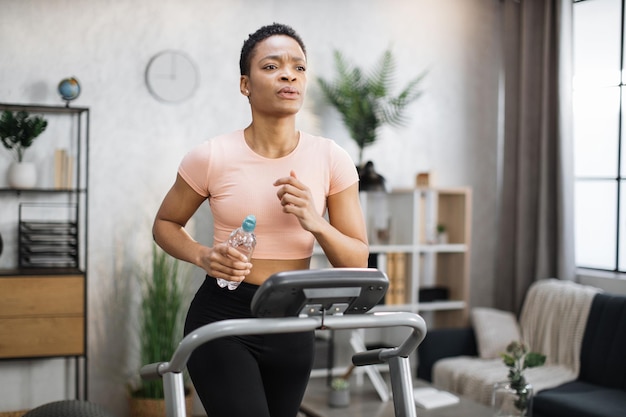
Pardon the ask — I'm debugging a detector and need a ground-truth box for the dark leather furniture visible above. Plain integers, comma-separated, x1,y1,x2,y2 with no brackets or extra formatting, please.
417,291,626,417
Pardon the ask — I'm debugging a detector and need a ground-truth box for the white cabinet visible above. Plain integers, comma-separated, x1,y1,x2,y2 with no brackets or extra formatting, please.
313,187,472,328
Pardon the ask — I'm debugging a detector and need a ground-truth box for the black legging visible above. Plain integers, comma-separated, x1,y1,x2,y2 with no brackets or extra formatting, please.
184,276,315,417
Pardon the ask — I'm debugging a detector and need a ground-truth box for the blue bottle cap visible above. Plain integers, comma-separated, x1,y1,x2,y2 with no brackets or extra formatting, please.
242,215,256,232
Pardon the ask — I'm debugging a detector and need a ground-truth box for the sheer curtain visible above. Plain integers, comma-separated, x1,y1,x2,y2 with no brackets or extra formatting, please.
494,0,576,313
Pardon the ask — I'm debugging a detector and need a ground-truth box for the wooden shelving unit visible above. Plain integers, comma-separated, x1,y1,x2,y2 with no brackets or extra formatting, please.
0,103,89,400
313,187,472,328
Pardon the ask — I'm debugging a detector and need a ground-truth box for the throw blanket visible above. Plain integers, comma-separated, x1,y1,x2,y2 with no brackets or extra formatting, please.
520,278,601,375
433,279,601,405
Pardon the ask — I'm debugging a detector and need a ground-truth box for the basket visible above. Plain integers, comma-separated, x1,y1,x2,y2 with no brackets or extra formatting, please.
0,411,28,417
129,395,193,417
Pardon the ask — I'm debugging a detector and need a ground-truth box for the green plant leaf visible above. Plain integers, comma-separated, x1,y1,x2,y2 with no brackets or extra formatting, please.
135,244,187,399
331,377,350,390
317,49,425,165
501,340,545,412
0,110,48,162
501,353,515,367
524,352,547,368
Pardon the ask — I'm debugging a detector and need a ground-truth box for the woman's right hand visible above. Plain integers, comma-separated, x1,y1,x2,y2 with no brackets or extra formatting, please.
199,243,252,283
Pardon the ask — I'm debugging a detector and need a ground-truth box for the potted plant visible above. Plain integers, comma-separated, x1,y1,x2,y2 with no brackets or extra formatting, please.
129,244,193,417
328,364,355,408
0,110,48,188
492,341,546,416
317,49,426,167
436,224,448,244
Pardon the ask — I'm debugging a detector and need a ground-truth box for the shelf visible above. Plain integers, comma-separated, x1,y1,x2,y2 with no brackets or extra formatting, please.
418,300,466,311
313,244,416,255
0,188,86,194
367,244,417,253
0,102,89,400
314,244,468,255
0,103,89,114
418,243,467,253
372,303,419,313
371,300,466,313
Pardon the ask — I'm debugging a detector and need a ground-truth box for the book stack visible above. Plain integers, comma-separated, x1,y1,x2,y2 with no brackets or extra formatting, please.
54,148,75,189
385,252,407,305
19,221,78,268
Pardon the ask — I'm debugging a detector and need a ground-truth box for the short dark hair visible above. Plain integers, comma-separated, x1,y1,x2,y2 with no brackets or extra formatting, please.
239,23,307,76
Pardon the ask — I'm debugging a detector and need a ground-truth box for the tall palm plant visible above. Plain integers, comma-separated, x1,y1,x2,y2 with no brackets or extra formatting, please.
133,244,186,399
317,49,426,165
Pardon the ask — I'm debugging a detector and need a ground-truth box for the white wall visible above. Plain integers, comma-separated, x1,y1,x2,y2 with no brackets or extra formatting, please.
0,0,500,414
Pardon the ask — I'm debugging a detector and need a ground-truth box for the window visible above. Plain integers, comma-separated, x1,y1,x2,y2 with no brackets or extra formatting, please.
573,0,626,271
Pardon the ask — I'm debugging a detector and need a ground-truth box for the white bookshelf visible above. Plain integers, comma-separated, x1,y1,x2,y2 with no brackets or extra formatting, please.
313,187,472,328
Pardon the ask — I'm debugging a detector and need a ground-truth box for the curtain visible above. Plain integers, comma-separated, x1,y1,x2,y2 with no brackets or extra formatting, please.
494,0,576,313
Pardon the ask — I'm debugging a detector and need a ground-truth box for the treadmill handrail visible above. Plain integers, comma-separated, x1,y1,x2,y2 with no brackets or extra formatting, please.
140,311,426,380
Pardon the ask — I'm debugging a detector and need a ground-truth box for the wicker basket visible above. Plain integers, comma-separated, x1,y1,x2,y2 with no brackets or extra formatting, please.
129,395,193,417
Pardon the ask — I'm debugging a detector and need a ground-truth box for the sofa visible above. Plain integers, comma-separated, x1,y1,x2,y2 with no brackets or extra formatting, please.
416,279,626,417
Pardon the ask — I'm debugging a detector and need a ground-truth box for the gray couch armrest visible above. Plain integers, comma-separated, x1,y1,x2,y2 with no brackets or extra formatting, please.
416,327,478,382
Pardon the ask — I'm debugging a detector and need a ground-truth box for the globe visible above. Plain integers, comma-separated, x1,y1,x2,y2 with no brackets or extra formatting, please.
58,77,81,104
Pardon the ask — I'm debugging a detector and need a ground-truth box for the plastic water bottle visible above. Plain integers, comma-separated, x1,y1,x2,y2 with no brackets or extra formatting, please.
216,215,257,290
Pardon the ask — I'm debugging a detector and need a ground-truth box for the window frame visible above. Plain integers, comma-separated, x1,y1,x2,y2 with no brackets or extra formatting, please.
574,0,626,272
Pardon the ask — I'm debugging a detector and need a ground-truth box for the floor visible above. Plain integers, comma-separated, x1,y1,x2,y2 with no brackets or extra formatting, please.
299,375,494,417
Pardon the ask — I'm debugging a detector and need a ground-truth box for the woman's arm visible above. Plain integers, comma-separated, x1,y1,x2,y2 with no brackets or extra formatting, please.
316,183,369,267
153,174,252,281
274,172,369,267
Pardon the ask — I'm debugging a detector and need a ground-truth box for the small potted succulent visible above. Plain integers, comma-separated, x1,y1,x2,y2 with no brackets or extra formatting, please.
492,341,546,416
0,110,48,188
436,224,448,244
328,364,355,408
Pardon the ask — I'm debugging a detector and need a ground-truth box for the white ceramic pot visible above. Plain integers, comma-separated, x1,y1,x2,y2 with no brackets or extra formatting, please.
328,388,350,408
8,161,37,189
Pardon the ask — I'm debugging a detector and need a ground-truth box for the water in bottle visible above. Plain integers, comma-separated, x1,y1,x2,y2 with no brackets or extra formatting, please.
216,214,257,290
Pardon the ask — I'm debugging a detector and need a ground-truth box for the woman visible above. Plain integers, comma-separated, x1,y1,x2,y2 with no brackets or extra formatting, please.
152,23,368,417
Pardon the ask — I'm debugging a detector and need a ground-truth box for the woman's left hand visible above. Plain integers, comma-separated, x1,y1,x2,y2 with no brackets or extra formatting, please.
274,170,322,233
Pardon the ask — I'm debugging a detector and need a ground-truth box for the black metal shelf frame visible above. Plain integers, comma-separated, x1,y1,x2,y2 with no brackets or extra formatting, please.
0,102,89,400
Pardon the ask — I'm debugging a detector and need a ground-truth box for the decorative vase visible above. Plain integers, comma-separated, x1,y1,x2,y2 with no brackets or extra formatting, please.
328,388,350,408
7,161,37,189
491,381,533,417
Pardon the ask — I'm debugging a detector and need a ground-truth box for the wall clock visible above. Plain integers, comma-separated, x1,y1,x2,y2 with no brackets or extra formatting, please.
145,50,199,103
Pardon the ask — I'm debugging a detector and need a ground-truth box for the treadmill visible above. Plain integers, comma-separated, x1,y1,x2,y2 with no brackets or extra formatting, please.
140,268,427,417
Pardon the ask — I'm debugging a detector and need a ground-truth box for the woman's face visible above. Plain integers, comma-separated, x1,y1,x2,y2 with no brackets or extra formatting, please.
241,35,307,117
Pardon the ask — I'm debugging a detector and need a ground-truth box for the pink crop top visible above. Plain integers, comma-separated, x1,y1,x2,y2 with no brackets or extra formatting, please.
178,130,359,259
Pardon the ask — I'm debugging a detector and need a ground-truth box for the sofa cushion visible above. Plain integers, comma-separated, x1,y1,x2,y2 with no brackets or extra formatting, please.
471,307,521,359
578,292,626,390
534,380,626,417
433,356,576,406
